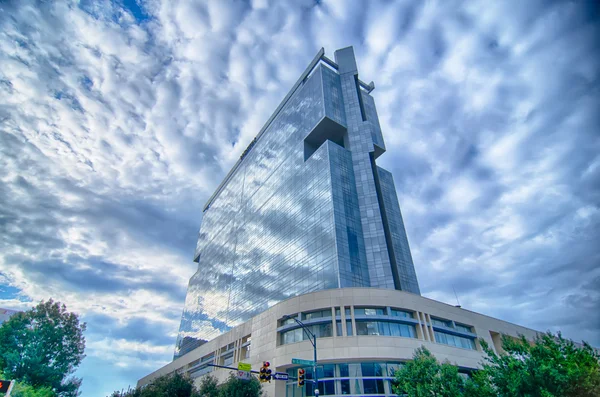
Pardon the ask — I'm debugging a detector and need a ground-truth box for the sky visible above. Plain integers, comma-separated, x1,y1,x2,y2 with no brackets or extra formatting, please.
0,0,599,395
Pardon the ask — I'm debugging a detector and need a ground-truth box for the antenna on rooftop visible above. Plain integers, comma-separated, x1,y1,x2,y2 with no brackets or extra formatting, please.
452,285,461,308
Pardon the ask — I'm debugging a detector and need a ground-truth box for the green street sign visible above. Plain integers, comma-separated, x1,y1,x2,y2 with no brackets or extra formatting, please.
238,362,252,371
292,358,315,366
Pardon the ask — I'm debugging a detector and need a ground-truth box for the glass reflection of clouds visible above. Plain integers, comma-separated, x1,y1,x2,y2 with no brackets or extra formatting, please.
175,50,421,358
176,66,347,358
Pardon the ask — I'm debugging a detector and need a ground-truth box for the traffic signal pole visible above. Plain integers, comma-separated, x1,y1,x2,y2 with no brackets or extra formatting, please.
283,315,319,396
6,380,15,397
313,333,318,396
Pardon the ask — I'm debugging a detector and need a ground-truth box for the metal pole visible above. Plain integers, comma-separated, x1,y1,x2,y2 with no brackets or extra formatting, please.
6,380,15,397
313,334,319,396
283,315,320,395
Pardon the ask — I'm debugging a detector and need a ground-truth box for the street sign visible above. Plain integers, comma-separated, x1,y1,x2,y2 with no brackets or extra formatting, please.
236,370,252,381
237,362,252,371
273,373,289,381
292,358,315,366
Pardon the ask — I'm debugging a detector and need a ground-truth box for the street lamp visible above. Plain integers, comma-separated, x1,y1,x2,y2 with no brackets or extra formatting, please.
282,314,319,396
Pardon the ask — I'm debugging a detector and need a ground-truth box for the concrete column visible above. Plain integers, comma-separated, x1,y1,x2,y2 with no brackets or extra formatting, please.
350,305,357,336
341,306,347,336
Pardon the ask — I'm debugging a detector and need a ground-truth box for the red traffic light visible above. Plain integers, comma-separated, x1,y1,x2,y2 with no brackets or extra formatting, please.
0,380,11,393
297,368,306,387
260,361,272,383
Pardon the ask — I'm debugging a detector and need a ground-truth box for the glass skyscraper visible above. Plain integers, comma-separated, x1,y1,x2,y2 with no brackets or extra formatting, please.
175,47,420,358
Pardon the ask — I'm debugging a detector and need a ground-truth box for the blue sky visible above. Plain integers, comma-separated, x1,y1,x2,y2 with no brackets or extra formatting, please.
0,0,599,396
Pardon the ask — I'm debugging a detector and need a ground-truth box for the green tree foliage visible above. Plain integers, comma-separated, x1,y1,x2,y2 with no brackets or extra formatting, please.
393,332,600,397
0,300,86,397
217,373,262,397
10,381,56,397
140,372,200,397
392,346,465,397
476,332,600,397
108,372,262,397
108,389,141,397
197,375,219,397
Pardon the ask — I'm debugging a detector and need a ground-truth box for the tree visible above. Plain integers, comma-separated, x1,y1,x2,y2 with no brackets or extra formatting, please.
0,300,86,397
393,333,600,397
476,332,600,397
9,382,56,397
197,375,219,397
108,373,201,397
108,389,141,397
140,372,199,397
218,373,262,397
393,346,465,397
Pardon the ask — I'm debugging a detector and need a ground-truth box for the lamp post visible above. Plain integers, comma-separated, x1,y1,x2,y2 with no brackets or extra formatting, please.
282,314,319,396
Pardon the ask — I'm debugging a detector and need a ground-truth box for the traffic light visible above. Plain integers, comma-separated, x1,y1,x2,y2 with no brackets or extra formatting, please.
259,361,272,383
297,368,305,386
0,379,11,392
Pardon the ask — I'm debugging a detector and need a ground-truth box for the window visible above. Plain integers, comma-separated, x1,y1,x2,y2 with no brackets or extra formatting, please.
223,355,233,366
335,308,341,317
346,320,353,336
319,380,335,395
281,327,303,345
303,309,332,321
336,320,343,336
340,379,351,395
189,364,213,378
280,323,333,345
455,323,472,333
356,320,416,338
345,307,351,316
319,364,335,378
378,321,390,336
363,379,385,394
339,364,349,377
356,321,372,335
435,331,476,350
354,307,385,316
389,322,417,338
390,308,413,318
315,322,332,338
387,362,402,377
281,316,297,326
431,317,452,328
361,362,383,376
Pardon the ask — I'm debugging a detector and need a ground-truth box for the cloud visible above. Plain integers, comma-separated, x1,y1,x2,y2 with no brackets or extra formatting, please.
0,0,599,395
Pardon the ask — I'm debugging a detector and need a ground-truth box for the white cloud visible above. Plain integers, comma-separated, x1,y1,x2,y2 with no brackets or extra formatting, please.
1,0,599,396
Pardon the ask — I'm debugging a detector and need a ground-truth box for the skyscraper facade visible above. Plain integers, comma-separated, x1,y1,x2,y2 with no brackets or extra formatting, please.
141,48,543,397
175,47,420,358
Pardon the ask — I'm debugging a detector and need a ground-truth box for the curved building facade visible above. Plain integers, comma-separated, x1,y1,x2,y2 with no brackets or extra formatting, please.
138,288,539,396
